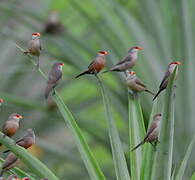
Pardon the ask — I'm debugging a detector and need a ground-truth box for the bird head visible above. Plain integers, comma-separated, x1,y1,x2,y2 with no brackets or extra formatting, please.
98,51,109,56
31,32,41,40
154,113,162,121
56,62,64,70
11,113,23,121
169,61,182,65
0,99,4,103
128,46,143,54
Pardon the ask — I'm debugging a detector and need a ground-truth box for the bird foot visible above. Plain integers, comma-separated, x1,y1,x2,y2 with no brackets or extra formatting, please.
23,51,28,55
52,89,56,96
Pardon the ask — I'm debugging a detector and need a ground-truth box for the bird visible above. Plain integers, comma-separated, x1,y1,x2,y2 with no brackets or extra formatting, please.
0,153,19,177
126,71,154,95
75,50,108,78
131,113,162,151
0,113,22,146
45,62,64,99
7,174,19,180
3,128,35,154
103,46,143,73
153,61,182,100
24,32,42,68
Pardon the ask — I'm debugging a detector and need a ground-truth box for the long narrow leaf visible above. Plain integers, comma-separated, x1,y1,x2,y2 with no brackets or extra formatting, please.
0,132,59,180
13,43,106,180
151,67,178,180
128,93,146,180
99,80,130,180
175,133,195,180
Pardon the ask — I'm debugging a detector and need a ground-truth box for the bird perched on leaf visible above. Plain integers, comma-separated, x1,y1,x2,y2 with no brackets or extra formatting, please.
3,128,35,154
45,62,64,99
24,32,42,68
131,113,162,151
153,61,181,100
126,71,154,95
75,51,108,78
103,46,143,73
0,153,19,177
0,113,22,146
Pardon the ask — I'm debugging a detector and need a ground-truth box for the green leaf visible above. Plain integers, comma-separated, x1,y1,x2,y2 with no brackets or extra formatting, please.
0,132,59,180
128,93,146,180
98,80,130,180
151,67,178,180
13,43,106,180
53,93,106,180
175,133,195,180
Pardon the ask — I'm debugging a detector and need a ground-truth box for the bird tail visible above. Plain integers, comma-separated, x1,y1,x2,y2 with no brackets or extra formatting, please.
75,70,90,78
131,141,144,152
153,89,162,101
3,150,9,153
145,89,155,96
45,83,55,99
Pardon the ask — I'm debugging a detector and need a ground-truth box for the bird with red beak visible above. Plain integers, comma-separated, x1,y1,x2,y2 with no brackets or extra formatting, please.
0,153,19,177
0,113,22,146
103,46,143,73
153,61,182,100
3,128,35,153
45,62,64,99
24,32,42,68
131,113,162,151
126,71,154,95
75,50,108,78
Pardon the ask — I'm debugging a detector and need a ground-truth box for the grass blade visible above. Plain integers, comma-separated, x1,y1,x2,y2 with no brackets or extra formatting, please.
175,133,195,180
53,93,106,180
128,93,146,180
151,67,178,180
13,42,106,180
98,80,130,180
0,132,59,180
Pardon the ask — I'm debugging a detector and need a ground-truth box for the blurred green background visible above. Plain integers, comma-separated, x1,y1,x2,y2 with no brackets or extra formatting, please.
0,0,194,179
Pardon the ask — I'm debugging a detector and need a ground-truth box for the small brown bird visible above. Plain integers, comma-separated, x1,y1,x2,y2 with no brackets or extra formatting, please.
75,51,108,78
24,32,42,68
45,62,64,99
7,174,19,180
153,61,181,100
3,128,35,153
1,113,22,141
103,46,143,73
126,71,154,95
131,113,162,151
0,153,19,177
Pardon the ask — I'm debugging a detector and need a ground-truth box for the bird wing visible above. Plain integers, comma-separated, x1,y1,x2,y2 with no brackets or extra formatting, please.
159,69,170,88
47,70,62,84
115,55,131,65
144,122,157,141
88,58,96,69
135,78,146,88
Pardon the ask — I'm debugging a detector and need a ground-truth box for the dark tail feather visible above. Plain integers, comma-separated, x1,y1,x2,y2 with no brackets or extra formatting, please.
131,141,144,152
45,83,55,99
0,169,4,177
145,89,155,96
75,70,89,78
3,150,9,153
153,89,162,101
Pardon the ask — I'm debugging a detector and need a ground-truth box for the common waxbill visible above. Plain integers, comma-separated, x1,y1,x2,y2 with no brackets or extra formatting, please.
103,46,143,73
24,32,42,68
45,62,64,99
131,113,162,151
0,153,19,177
0,113,22,146
75,51,108,78
3,128,35,153
126,71,154,95
153,61,181,100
